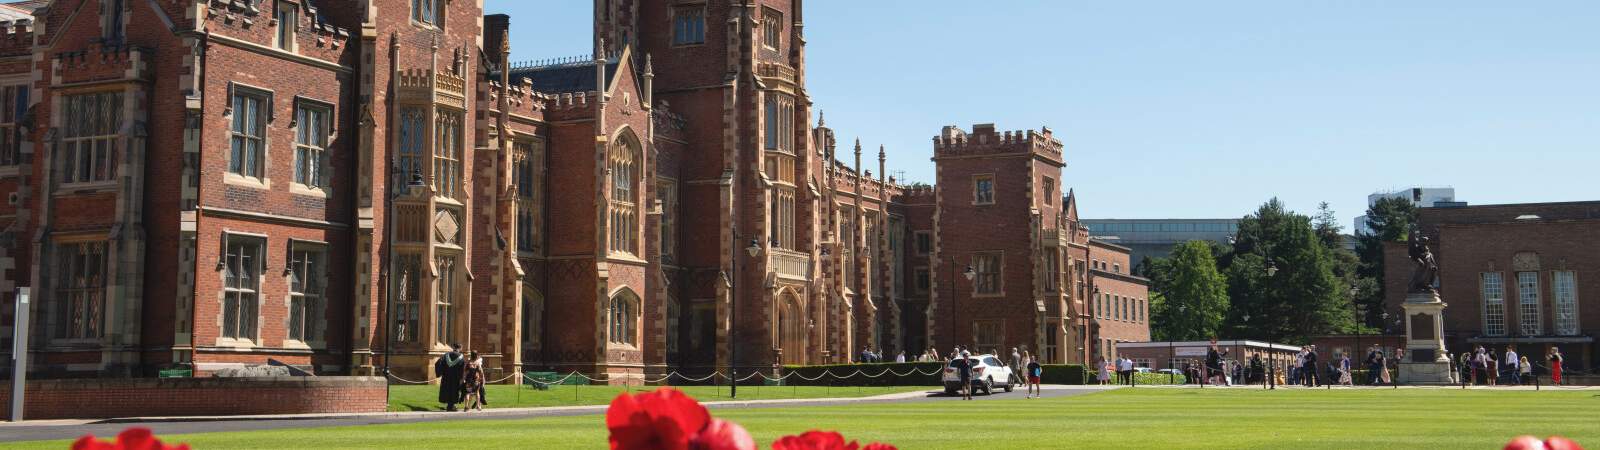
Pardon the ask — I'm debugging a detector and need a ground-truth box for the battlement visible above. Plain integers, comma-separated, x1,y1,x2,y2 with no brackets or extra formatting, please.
896,185,937,204
0,19,32,40
933,123,1063,162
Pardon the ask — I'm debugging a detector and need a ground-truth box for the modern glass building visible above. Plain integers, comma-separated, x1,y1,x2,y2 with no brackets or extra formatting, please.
1080,219,1240,266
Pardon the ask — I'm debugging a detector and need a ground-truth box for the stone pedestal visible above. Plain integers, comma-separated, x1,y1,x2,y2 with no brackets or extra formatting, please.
1397,292,1457,384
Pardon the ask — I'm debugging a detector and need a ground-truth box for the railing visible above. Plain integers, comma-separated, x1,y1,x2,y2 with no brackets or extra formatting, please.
1042,228,1066,247
771,248,811,280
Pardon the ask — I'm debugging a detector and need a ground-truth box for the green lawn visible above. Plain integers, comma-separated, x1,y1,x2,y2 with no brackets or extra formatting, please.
27,388,1600,449
387,383,931,411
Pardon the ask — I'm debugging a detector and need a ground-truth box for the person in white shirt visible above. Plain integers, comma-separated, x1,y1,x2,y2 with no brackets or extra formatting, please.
1117,357,1135,385
895,351,906,363
1503,346,1520,384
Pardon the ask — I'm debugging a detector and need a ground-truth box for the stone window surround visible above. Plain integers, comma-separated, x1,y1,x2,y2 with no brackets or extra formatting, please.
608,287,641,348
668,3,708,48
100,0,130,43
0,77,30,172
289,96,335,198
972,173,995,205
216,230,269,348
55,87,127,189
224,82,275,190
47,234,110,345
273,0,300,53
410,0,445,30
760,6,783,50
1552,270,1579,336
971,250,1003,298
282,238,328,350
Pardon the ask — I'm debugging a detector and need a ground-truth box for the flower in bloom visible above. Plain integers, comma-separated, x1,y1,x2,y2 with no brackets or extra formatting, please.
606,388,754,450
1504,435,1585,450
71,427,190,450
771,430,896,450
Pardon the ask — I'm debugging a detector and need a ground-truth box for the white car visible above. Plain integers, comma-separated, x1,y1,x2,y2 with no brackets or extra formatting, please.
941,354,1016,395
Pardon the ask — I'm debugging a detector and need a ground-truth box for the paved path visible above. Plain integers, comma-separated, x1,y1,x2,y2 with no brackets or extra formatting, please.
0,385,1117,443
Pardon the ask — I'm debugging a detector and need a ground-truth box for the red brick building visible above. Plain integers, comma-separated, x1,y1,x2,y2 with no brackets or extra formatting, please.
1383,201,1599,372
1086,239,1151,363
0,1,1138,382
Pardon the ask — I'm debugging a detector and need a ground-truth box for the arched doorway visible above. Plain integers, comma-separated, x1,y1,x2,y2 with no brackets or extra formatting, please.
778,290,807,365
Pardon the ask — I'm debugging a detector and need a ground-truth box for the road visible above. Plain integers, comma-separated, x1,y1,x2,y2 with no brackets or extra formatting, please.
0,385,1115,443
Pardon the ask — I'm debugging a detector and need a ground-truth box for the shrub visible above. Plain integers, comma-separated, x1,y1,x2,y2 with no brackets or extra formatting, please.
1131,371,1187,385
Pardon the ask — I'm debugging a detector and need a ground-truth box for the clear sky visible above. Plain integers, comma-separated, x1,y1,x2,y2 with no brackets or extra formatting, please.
487,1,1600,231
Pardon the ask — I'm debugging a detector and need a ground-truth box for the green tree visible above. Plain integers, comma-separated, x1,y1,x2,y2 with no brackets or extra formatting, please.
1148,240,1230,341
1354,197,1418,329
1314,202,1365,333
1226,199,1354,342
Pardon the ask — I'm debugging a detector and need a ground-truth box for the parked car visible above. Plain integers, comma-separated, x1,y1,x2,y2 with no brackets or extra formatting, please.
1134,367,1154,374
941,354,1016,395
1156,368,1182,375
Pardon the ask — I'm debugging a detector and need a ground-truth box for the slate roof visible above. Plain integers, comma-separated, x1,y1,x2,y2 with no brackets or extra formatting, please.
509,58,622,94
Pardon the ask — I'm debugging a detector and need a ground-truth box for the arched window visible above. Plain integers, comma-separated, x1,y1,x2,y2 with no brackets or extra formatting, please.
609,289,639,346
609,131,641,255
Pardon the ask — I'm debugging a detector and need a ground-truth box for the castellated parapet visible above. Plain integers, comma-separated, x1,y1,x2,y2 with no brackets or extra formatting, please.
933,123,1064,164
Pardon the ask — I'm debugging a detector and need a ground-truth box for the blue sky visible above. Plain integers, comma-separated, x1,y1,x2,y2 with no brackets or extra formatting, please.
487,1,1600,230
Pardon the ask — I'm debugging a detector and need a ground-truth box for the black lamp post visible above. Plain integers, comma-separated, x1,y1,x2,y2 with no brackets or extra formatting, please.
946,258,974,352
382,167,426,390
729,237,761,398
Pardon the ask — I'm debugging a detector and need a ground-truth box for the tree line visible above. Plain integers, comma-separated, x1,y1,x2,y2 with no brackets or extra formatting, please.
1142,197,1417,344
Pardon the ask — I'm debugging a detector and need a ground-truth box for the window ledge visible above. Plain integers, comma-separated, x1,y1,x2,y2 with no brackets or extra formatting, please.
608,254,649,266
56,181,118,195
290,183,332,198
224,173,272,190
214,337,259,348
971,292,1005,299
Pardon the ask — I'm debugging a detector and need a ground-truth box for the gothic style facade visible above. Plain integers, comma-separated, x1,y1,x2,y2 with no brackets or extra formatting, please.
0,0,1145,381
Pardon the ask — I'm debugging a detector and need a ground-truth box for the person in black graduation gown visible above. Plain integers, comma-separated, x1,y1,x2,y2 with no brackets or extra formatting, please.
435,343,466,411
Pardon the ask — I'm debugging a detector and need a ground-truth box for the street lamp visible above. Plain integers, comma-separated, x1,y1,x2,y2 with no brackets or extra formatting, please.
382,167,426,388
729,238,760,398
1265,258,1278,277
948,262,975,352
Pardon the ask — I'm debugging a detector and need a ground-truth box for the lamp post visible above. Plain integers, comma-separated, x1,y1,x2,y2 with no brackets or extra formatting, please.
1379,311,1390,385
382,167,426,392
729,237,761,398
946,257,974,352
1352,284,1362,383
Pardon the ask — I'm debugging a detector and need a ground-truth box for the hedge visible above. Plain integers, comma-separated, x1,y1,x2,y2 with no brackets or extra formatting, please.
780,362,945,386
1039,364,1092,385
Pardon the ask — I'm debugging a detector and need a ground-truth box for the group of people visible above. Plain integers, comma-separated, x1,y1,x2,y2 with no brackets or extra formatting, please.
1096,356,1138,385
858,346,907,363
434,343,488,412
1458,345,1565,386
943,346,1044,400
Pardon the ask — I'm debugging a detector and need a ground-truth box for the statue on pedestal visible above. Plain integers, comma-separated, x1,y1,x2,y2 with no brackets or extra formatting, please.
1407,226,1438,294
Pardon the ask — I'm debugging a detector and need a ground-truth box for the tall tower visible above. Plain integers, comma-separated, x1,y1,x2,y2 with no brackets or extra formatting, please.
622,0,824,370
930,124,1065,359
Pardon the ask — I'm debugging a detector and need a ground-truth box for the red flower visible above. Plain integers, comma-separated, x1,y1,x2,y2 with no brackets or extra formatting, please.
71,427,190,450
691,418,756,450
772,430,896,450
606,388,754,450
1505,435,1585,450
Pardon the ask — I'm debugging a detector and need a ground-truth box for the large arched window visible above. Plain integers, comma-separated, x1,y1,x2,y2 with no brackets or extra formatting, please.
609,288,639,346
609,130,641,255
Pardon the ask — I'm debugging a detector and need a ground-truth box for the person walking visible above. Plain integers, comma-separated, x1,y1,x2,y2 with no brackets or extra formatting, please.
1365,345,1383,386
1119,357,1135,386
461,350,487,411
1378,348,1393,385
1025,353,1042,398
951,351,974,400
1548,347,1564,386
434,343,466,411
1303,347,1320,387
1338,353,1353,386
1519,356,1533,385
1097,358,1111,385
1478,347,1491,385
1503,346,1520,385
1011,347,1023,378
